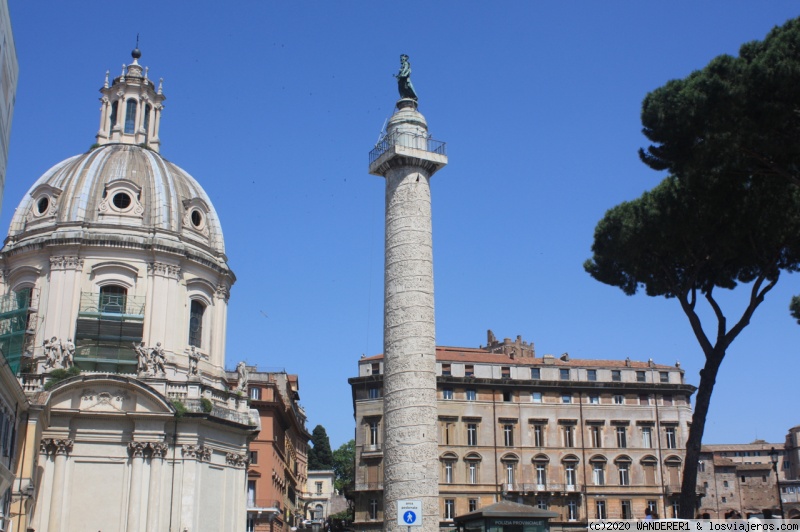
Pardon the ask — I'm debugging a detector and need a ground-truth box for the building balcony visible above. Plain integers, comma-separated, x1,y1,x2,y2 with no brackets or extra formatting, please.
247,498,282,510
369,130,447,166
353,482,384,492
247,498,282,520
502,483,583,495
361,443,383,458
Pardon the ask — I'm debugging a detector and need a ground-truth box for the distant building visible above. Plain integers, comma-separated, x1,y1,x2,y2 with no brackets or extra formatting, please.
782,426,800,518
305,470,339,521
242,369,310,532
697,441,788,518
0,0,16,217
0,347,27,530
349,331,696,531
0,8,22,526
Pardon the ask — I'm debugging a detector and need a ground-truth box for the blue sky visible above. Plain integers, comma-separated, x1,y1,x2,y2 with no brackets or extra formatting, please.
4,2,800,449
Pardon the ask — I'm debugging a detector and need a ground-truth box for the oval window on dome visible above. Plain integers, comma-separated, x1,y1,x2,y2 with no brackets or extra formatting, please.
112,192,132,210
36,196,49,215
191,209,203,228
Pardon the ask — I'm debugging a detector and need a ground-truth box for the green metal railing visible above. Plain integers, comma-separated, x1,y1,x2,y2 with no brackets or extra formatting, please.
73,343,138,367
78,291,145,319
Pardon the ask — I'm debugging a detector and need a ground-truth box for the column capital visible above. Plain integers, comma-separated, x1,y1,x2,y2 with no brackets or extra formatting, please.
41,438,74,456
49,256,84,271
214,284,230,301
182,444,211,462
147,261,181,278
225,452,248,468
149,442,169,459
128,441,147,458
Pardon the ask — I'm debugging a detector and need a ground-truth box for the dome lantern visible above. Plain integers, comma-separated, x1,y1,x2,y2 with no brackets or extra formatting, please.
96,48,165,152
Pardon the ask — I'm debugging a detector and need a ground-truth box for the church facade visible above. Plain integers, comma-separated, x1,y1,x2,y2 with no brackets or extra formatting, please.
4,49,258,532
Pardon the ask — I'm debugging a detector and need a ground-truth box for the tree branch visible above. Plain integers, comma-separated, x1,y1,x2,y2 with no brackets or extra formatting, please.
678,289,713,356
723,272,779,346
742,146,800,188
703,287,726,345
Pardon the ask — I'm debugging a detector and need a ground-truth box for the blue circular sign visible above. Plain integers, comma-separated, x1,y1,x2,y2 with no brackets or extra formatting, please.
403,511,417,524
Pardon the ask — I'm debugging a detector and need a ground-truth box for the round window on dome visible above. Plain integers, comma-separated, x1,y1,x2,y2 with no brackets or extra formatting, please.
191,209,203,228
36,196,50,215
112,192,132,210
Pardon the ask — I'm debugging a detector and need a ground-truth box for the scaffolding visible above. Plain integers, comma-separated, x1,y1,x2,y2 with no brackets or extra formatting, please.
0,288,37,375
74,291,145,371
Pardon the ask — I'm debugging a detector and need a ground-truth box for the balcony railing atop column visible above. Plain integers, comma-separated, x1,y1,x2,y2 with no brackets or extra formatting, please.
369,131,446,165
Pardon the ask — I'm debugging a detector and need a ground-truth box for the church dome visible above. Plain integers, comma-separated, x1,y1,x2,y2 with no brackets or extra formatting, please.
5,143,227,262
0,49,234,378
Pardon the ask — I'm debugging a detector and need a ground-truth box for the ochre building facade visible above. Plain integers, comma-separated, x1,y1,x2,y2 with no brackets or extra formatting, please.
349,332,695,531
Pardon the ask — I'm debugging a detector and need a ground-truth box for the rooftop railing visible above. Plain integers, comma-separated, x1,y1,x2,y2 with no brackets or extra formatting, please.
369,131,446,165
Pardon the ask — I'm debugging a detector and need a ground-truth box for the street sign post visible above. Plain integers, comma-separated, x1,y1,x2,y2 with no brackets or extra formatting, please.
397,500,423,528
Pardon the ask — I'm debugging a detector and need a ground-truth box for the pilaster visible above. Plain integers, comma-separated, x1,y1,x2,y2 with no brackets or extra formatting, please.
43,438,73,532
146,442,168,531
46,256,83,342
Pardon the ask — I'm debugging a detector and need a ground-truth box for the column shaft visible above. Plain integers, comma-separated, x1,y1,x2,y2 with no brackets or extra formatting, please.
382,166,439,532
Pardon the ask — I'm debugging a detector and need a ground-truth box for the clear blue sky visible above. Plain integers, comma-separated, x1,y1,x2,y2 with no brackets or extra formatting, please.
4,2,799,450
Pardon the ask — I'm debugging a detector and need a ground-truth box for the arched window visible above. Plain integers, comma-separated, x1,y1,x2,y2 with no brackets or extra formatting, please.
100,284,127,314
533,454,549,487
641,455,658,485
110,100,118,131
665,456,682,487
562,455,579,489
465,453,482,485
590,455,607,486
189,299,205,347
124,99,137,134
501,454,519,487
615,456,632,486
440,453,457,484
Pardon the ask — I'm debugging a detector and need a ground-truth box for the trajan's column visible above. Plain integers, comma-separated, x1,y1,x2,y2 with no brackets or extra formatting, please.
368,55,447,532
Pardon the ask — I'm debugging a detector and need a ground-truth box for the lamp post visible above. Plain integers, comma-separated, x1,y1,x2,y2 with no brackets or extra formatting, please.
769,447,786,518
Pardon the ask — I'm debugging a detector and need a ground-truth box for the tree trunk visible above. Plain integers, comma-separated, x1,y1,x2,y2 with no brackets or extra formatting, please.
678,350,723,518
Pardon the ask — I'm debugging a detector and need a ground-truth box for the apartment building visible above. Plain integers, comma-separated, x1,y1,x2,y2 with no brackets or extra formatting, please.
348,332,695,531
245,370,311,532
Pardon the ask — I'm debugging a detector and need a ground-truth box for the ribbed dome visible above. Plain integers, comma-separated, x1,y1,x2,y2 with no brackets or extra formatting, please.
5,144,226,261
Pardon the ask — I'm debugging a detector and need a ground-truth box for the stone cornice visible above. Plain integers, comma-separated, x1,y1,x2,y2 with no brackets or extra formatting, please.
3,229,233,279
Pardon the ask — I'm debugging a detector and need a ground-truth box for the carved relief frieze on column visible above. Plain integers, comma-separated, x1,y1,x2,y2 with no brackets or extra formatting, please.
49,256,84,271
225,452,248,468
147,262,181,279
182,444,211,462
128,441,147,458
